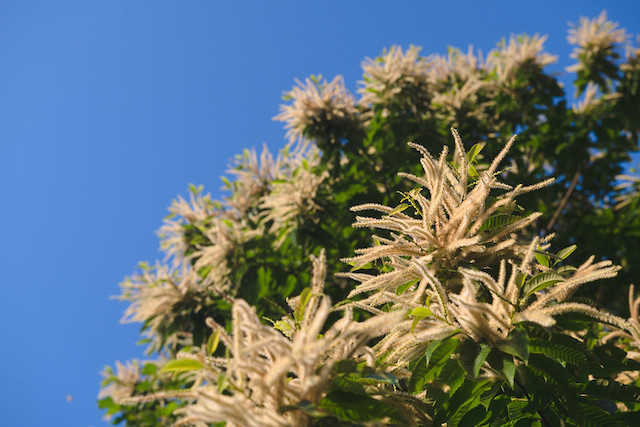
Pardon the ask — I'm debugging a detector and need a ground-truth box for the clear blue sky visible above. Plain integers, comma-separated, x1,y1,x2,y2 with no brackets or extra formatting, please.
1,1,638,425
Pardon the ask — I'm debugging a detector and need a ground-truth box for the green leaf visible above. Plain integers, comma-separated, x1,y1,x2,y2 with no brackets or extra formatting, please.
556,244,577,261
497,326,530,362
467,142,486,164
294,400,326,417
438,379,494,426
206,329,221,356
523,271,565,296
294,288,313,324
480,214,522,232
160,359,203,374
409,337,459,393
318,391,403,422
458,340,491,378
257,266,272,298
141,363,157,376
487,350,516,388
557,265,578,276
457,404,491,426
437,358,467,398
396,278,419,295
426,336,459,367
579,379,640,404
331,375,366,394
273,320,294,337
527,354,570,389
220,175,232,188
332,359,357,374
501,356,516,389
410,306,433,318
217,373,228,393
387,203,410,216
578,402,617,427
507,398,531,420
529,336,587,366
364,372,400,388
534,251,550,267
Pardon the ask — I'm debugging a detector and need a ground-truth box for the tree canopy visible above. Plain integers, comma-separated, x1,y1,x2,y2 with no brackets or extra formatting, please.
100,11,640,426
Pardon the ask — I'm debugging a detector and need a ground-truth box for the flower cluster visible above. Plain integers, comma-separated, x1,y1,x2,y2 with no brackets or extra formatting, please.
359,45,431,116
99,361,141,404
486,34,557,83
340,130,625,366
274,76,360,144
134,252,402,427
567,10,629,89
567,10,628,69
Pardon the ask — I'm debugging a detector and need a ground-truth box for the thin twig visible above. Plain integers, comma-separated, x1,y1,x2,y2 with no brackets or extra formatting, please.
543,168,581,234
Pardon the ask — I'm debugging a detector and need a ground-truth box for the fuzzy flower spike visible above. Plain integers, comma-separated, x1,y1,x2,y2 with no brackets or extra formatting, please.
341,129,553,295
340,130,627,366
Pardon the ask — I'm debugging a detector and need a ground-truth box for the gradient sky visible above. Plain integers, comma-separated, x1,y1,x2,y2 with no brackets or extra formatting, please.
1,1,639,426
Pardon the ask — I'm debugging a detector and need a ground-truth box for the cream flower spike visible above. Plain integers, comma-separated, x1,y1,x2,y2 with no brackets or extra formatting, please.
340,129,553,301
567,10,629,74
275,75,359,144
163,249,404,427
602,285,640,363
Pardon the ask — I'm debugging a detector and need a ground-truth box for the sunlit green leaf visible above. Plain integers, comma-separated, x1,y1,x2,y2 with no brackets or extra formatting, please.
160,359,203,374
206,329,221,356
523,271,565,296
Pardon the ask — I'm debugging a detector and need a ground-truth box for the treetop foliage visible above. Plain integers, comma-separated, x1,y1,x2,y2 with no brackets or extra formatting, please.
100,11,640,426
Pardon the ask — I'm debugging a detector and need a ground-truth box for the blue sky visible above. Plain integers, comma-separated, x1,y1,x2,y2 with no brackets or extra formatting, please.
1,1,639,425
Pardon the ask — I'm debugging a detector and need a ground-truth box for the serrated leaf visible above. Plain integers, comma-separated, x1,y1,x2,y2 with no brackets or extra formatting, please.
332,359,358,374
507,399,531,420
557,265,578,276
528,354,569,389
523,271,565,296
160,359,203,374
331,376,366,394
580,379,640,403
319,391,403,422
578,402,617,427
480,214,522,232
529,337,587,366
438,359,467,397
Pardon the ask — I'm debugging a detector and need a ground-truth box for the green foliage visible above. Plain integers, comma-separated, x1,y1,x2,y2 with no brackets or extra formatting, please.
101,11,640,426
